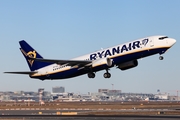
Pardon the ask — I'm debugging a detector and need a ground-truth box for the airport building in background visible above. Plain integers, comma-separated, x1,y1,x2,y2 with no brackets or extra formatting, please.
52,86,65,93
98,89,121,95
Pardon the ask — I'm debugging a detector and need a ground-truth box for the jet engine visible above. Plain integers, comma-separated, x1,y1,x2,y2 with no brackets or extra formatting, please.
118,60,138,70
92,58,112,68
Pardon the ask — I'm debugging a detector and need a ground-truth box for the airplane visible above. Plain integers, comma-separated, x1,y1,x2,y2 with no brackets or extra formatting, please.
4,35,176,80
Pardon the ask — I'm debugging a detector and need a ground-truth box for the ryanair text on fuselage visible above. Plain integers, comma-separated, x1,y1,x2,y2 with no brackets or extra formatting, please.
90,40,144,60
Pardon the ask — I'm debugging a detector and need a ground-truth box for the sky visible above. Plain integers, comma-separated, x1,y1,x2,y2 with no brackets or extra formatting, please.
0,0,180,95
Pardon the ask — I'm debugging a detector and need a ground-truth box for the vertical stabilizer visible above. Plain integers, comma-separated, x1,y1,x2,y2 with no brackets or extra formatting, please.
19,40,52,71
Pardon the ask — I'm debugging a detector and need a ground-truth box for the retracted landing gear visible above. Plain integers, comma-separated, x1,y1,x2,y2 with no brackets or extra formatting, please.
103,69,111,78
88,72,95,78
159,55,164,60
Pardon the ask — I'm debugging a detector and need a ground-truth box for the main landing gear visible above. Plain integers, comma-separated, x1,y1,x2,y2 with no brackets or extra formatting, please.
88,72,95,78
159,55,164,60
103,72,111,78
103,69,111,78
87,69,111,78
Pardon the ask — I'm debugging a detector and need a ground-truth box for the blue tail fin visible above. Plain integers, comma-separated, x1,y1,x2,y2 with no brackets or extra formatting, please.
19,40,52,71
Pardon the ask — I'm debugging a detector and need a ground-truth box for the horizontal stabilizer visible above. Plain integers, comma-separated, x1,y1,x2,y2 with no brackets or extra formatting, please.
4,71,37,75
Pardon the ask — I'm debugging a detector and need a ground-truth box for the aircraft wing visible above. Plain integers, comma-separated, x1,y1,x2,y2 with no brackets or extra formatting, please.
4,71,37,75
29,58,92,66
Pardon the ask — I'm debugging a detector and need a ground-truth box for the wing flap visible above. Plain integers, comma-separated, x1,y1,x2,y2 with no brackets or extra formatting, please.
4,71,37,75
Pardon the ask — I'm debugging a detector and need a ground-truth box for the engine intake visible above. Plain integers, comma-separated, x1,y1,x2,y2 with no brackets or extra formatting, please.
118,60,138,70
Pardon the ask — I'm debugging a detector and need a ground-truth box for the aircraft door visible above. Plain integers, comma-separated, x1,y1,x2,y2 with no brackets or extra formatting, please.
150,39,154,47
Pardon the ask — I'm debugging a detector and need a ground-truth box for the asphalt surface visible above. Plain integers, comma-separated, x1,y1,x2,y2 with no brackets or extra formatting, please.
0,115,180,120
0,109,176,115
0,109,180,119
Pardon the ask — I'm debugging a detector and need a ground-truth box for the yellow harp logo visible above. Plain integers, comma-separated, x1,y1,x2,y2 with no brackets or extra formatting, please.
20,49,37,66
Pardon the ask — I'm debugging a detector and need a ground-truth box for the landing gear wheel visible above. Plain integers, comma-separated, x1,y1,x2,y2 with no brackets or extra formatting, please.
88,72,95,78
107,73,111,78
104,73,111,78
104,73,108,78
159,56,164,60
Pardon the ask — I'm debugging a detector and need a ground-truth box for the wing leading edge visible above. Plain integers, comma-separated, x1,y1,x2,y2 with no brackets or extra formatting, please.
4,59,92,75
29,57,92,66
4,71,37,75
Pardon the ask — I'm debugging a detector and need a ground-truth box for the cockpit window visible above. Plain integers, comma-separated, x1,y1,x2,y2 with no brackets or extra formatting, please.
159,36,168,40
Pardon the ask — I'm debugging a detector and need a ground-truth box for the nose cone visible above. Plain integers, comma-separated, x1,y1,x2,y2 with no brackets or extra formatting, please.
169,38,176,46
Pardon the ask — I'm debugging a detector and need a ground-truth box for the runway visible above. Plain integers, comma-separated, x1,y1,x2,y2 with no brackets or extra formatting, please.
0,115,180,120
0,109,178,115
0,101,180,119
0,110,180,120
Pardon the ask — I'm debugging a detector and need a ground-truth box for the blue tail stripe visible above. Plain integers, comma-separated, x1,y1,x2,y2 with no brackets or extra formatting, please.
19,40,52,71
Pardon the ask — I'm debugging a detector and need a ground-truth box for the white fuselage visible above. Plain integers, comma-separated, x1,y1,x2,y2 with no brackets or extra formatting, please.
30,35,176,80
